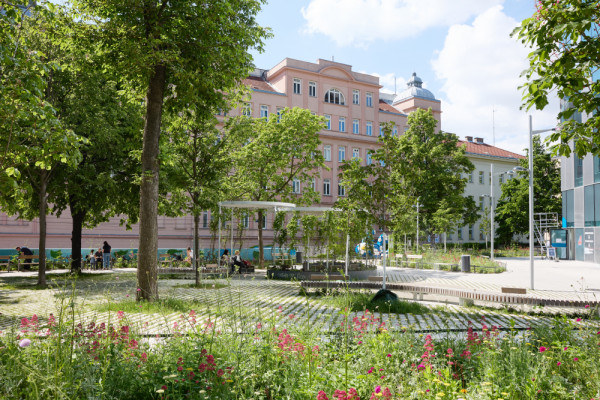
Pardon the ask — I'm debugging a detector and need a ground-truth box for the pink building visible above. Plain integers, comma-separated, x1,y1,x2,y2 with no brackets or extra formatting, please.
0,58,442,252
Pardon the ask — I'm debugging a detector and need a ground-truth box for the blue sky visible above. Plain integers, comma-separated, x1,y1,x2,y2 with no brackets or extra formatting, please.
250,0,559,155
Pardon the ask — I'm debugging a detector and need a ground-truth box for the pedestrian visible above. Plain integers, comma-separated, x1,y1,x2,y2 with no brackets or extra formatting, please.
231,250,244,274
102,241,111,269
16,246,33,270
186,247,193,266
95,248,103,269
89,250,96,269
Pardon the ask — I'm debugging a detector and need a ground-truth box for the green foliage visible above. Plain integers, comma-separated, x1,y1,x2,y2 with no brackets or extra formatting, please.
495,136,561,243
372,109,477,238
513,0,600,157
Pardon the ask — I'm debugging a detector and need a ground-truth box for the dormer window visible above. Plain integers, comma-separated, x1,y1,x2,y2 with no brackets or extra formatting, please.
324,89,345,105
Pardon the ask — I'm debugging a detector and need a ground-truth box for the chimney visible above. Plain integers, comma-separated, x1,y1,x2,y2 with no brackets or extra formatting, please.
465,136,473,142
475,137,484,144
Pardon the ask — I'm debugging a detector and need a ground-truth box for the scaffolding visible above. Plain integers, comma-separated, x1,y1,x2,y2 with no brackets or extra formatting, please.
534,212,560,256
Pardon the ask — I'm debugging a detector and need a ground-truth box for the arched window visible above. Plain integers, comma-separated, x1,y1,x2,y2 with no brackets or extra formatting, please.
324,88,345,105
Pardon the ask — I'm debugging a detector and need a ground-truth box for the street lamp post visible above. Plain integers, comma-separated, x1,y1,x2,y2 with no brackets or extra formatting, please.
528,115,557,290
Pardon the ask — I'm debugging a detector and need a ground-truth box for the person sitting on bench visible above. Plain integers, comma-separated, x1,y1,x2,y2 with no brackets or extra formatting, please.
16,246,33,270
231,250,244,273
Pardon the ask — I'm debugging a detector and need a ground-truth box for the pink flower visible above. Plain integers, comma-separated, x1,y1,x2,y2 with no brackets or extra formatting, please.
375,386,381,393
19,339,31,348
557,362,561,366
574,357,579,361
368,367,374,374
217,369,224,377
576,318,582,322
289,314,295,319
117,311,124,320
564,346,569,351
539,346,547,352
137,288,141,292
140,352,148,362
386,353,391,357
317,390,329,400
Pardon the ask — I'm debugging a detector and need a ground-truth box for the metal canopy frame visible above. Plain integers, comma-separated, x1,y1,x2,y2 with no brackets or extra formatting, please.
217,201,296,267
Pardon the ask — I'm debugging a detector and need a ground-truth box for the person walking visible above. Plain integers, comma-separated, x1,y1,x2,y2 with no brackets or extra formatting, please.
102,241,112,270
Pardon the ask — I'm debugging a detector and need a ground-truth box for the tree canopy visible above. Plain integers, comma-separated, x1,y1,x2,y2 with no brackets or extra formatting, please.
74,0,270,300
494,135,561,243
226,107,326,266
513,0,600,157
373,109,478,241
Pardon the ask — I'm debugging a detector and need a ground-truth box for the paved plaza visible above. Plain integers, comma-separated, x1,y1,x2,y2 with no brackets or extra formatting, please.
0,257,598,337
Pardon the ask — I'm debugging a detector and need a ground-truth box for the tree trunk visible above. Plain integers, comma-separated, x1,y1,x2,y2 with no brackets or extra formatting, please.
194,213,200,286
70,207,86,274
137,63,166,302
37,175,48,287
257,210,264,268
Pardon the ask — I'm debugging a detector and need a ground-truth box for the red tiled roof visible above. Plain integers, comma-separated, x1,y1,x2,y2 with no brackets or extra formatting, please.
378,99,404,114
457,140,525,159
242,76,280,94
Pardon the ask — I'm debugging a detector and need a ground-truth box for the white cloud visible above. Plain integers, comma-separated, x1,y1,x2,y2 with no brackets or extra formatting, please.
363,72,407,94
432,5,559,155
301,0,503,47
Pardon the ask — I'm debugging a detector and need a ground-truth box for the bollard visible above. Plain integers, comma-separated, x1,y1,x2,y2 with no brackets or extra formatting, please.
460,255,471,273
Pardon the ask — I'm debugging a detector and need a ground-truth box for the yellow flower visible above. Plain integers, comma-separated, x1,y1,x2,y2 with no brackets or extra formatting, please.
156,390,164,394
460,389,467,393
226,379,233,382
436,392,445,397
501,393,509,396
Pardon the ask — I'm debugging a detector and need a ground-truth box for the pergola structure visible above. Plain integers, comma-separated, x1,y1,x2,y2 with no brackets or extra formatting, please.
217,201,295,268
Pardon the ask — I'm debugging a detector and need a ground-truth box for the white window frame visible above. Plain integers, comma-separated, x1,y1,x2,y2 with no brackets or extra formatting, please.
243,214,249,228
262,215,267,229
366,121,373,136
324,88,345,105
366,151,372,165
379,124,384,136
323,145,331,161
352,89,360,105
479,171,484,184
323,179,331,196
393,127,398,137
339,117,345,132
292,178,301,194
276,107,283,122
338,184,345,197
310,178,316,191
325,114,331,130
352,119,359,134
366,92,373,107
338,146,345,162
352,148,360,159
293,78,301,95
468,172,474,183
242,102,251,117
260,105,268,120
308,81,316,97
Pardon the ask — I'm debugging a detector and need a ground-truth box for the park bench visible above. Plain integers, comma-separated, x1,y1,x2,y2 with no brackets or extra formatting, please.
434,262,458,271
18,254,40,271
501,287,527,294
405,254,423,268
158,254,174,269
0,255,12,272
201,263,228,276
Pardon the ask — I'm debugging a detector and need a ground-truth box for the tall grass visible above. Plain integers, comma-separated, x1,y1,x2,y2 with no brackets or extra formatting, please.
0,274,599,399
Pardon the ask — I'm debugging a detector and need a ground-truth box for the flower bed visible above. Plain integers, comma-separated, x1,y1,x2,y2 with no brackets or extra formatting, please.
2,302,599,399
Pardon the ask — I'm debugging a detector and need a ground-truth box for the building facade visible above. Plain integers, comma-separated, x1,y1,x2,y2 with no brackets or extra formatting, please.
0,58,523,253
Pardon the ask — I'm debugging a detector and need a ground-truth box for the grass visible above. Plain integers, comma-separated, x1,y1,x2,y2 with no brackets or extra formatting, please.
173,282,230,289
92,297,209,315
301,287,430,314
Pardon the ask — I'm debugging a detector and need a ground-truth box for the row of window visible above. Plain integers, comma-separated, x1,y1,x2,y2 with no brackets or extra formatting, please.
322,145,374,164
293,78,373,107
466,171,508,185
573,155,600,188
243,103,399,137
290,177,345,197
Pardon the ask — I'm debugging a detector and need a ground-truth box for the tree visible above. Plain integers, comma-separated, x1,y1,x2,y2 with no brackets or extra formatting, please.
480,206,492,249
513,0,600,158
226,107,326,267
0,3,83,286
161,112,230,284
75,0,269,300
43,9,143,274
495,136,561,243
374,109,478,243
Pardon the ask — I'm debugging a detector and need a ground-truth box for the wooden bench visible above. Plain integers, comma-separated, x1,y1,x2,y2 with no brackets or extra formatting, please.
201,263,228,275
405,254,423,268
0,255,13,271
310,274,345,281
18,255,40,271
501,287,527,295
158,254,173,268
368,276,383,282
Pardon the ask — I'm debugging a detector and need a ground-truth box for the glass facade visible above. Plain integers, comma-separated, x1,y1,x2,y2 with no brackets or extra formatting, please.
562,189,574,228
